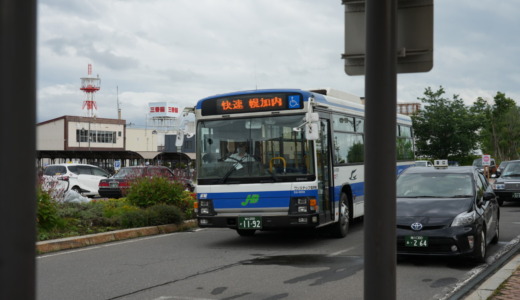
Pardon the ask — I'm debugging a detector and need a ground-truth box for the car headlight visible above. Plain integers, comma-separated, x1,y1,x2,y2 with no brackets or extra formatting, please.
492,183,505,190
451,211,476,227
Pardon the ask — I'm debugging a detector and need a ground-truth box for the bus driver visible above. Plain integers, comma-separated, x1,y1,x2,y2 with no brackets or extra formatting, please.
226,143,254,162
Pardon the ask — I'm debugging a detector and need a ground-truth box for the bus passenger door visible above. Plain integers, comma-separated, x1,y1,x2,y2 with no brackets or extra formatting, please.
315,119,333,222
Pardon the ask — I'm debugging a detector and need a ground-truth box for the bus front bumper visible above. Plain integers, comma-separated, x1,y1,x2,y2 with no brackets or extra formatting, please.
197,214,320,230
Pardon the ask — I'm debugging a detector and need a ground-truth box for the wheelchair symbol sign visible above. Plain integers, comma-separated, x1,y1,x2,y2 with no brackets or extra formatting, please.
288,95,302,109
114,160,121,170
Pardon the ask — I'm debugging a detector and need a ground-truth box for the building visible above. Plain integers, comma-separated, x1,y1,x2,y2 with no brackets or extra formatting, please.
37,115,194,173
37,115,125,152
397,102,421,115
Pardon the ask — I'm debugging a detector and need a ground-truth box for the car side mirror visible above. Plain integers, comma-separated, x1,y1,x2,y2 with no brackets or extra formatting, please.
483,192,494,202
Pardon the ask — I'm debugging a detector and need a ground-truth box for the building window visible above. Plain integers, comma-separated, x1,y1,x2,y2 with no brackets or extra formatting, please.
77,129,117,144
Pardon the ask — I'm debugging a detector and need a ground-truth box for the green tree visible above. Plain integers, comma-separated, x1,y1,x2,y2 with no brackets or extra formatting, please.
473,92,520,161
412,87,480,160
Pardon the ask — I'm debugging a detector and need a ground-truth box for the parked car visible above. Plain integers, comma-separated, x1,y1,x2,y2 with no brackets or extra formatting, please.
42,163,110,197
491,159,520,206
414,160,432,167
472,157,497,177
496,160,512,178
98,165,176,198
396,160,500,262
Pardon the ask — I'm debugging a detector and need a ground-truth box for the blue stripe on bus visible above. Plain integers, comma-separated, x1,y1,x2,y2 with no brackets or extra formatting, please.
202,164,413,209
203,190,318,209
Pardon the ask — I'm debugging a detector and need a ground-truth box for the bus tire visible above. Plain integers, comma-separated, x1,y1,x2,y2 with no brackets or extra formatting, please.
331,192,350,238
236,229,256,237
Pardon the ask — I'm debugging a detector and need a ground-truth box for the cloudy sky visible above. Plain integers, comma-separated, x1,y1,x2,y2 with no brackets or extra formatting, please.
37,0,520,127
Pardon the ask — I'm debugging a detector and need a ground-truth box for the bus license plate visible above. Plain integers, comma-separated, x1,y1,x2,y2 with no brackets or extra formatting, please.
405,236,428,247
238,216,262,229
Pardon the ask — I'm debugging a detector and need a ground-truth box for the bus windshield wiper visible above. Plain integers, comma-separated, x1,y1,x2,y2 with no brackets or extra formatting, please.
219,162,242,184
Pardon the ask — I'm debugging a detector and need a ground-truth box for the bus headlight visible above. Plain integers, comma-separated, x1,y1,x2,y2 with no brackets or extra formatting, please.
290,197,318,214
297,198,308,205
197,199,214,216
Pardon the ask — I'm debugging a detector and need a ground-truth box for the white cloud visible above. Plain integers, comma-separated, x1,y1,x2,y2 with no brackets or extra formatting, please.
37,0,520,125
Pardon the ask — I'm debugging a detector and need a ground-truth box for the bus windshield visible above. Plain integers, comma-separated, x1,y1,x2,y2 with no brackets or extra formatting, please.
196,115,315,184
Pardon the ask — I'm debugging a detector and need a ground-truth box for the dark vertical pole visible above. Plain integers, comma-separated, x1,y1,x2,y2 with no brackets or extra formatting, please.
0,0,37,299
364,0,397,299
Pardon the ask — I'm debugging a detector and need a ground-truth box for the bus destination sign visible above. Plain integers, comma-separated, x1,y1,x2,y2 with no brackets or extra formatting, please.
201,93,303,116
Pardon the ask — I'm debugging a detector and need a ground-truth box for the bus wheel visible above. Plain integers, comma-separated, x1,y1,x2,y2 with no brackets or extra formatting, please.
236,229,256,237
331,192,349,238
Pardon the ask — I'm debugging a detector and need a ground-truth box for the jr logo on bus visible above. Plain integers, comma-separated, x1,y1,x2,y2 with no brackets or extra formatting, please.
241,194,260,206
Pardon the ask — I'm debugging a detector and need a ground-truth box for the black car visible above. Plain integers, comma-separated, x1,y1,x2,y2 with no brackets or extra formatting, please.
492,159,520,206
496,160,512,178
396,163,500,262
98,166,175,198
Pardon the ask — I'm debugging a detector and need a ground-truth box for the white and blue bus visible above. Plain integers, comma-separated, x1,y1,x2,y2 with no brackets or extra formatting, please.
193,88,414,237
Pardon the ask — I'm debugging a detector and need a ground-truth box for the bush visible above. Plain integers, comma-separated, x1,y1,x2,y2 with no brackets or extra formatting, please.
126,177,187,208
120,209,149,228
146,204,184,226
37,187,62,231
36,177,195,241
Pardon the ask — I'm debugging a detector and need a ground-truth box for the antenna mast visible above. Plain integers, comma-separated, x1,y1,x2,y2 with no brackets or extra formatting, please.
117,86,121,119
80,64,101,117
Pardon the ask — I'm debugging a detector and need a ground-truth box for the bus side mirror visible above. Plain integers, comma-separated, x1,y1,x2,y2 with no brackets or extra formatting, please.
185,120,195,138
305,123,319,140
306,112,319,122
175,133,185,147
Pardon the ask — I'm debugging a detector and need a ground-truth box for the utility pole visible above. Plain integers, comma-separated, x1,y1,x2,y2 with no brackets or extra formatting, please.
0,1,37,299
364,1,398,298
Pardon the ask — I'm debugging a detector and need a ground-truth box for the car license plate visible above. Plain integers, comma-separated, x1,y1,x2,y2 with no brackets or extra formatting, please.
405,236,428,247
110,182,119,188
238,216,262,229
513,193,520,198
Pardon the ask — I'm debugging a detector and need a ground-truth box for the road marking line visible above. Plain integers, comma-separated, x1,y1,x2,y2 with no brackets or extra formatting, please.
327,247,355,257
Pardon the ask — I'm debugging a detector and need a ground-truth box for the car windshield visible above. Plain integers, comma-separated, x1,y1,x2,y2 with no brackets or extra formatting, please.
473,158,495,168
472,158,482,168
397,172,474,198
501,162,520,177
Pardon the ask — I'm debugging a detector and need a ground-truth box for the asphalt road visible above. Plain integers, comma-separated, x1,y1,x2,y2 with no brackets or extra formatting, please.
36,202,520,300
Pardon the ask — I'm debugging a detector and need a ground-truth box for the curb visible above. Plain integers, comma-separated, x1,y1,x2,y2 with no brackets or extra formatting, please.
36,219,198,254
449,234,520,300
464,254,520,300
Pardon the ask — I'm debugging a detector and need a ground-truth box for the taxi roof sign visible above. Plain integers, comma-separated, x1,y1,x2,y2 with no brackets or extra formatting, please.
434,159,448,169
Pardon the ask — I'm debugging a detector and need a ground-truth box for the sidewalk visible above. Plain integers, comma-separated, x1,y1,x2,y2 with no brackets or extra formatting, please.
464,254,520,300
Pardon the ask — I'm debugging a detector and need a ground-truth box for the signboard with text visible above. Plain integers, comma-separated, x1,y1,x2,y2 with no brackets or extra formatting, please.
482,154,491,166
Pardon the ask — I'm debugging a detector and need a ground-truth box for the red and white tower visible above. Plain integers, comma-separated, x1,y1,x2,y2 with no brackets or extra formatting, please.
80,64,101,117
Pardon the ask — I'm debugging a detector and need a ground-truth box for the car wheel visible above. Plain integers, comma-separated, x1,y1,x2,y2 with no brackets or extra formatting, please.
473,229,486,263
236,229,256,237
491,221,500,244
330,192,349,238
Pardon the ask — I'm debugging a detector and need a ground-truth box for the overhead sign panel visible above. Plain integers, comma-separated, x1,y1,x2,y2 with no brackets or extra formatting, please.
342,0,434,75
